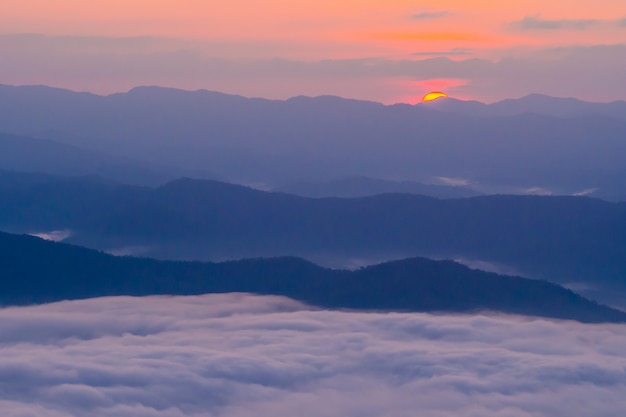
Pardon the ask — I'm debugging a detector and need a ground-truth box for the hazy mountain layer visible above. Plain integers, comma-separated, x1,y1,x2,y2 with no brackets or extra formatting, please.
1,231,623,323
1,84,625,198
423,94,626,120
0,132,220,185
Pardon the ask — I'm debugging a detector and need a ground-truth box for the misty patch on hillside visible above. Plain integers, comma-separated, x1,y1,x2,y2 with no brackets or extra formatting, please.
104,245,152,257
273,176,480,199
452,258,523,277
29,229,72,242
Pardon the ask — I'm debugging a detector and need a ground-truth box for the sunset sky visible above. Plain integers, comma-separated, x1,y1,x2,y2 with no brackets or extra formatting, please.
1,0,625,103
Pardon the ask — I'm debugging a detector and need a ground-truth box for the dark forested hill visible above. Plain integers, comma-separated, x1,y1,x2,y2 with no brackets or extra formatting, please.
2,175,626,300
0,169,148,231
1,231,623,323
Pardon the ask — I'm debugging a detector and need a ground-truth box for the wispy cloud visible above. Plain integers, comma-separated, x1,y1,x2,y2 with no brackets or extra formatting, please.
2,294,625,416
104,245,151,256
572,188,598,197
29,230,72,242
453,258,522,276
411,11,453,20
512,14,601,30
412,47,473,57
433,176,471,186
523,186,553,195
372,31,488,42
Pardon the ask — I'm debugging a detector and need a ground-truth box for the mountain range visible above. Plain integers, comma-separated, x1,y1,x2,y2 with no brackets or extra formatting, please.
1,230,623,323
2,84,626,199
423,93,626,120
2,172,625,307
3,84,625,313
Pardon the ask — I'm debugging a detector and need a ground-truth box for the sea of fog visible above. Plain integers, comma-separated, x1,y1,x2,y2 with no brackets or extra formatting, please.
1,293,625,417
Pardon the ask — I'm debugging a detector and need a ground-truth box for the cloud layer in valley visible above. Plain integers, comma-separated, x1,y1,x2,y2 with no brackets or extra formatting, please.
1,293,625,417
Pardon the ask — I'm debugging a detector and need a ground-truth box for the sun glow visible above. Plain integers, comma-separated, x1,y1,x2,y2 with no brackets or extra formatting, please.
422,91,448,102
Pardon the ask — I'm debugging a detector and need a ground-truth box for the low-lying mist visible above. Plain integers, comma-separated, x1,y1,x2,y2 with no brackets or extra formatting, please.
1,293,625,417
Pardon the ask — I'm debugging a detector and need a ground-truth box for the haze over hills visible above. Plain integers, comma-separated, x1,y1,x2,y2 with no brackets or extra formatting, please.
0,132,221,186
1,230,624,323
2,172,626,306
2,84,626,200
3,84,626,309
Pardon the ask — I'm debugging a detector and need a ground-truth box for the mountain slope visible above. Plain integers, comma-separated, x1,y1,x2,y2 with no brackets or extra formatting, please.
0,231,623,323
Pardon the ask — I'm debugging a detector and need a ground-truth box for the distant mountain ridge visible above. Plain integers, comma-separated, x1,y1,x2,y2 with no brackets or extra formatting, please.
2,173,626,307
422,94,626,120
2,84,626,198
1,230,624,323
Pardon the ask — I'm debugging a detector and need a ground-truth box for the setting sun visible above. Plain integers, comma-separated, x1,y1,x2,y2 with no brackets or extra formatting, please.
422,91,448,103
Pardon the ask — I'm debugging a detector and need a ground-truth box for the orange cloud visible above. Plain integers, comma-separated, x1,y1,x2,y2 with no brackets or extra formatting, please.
413,78,469,91
370,32,492,42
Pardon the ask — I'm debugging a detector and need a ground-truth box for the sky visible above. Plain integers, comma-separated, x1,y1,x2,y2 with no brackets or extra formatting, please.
1,293,626,417
1,1,626,103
